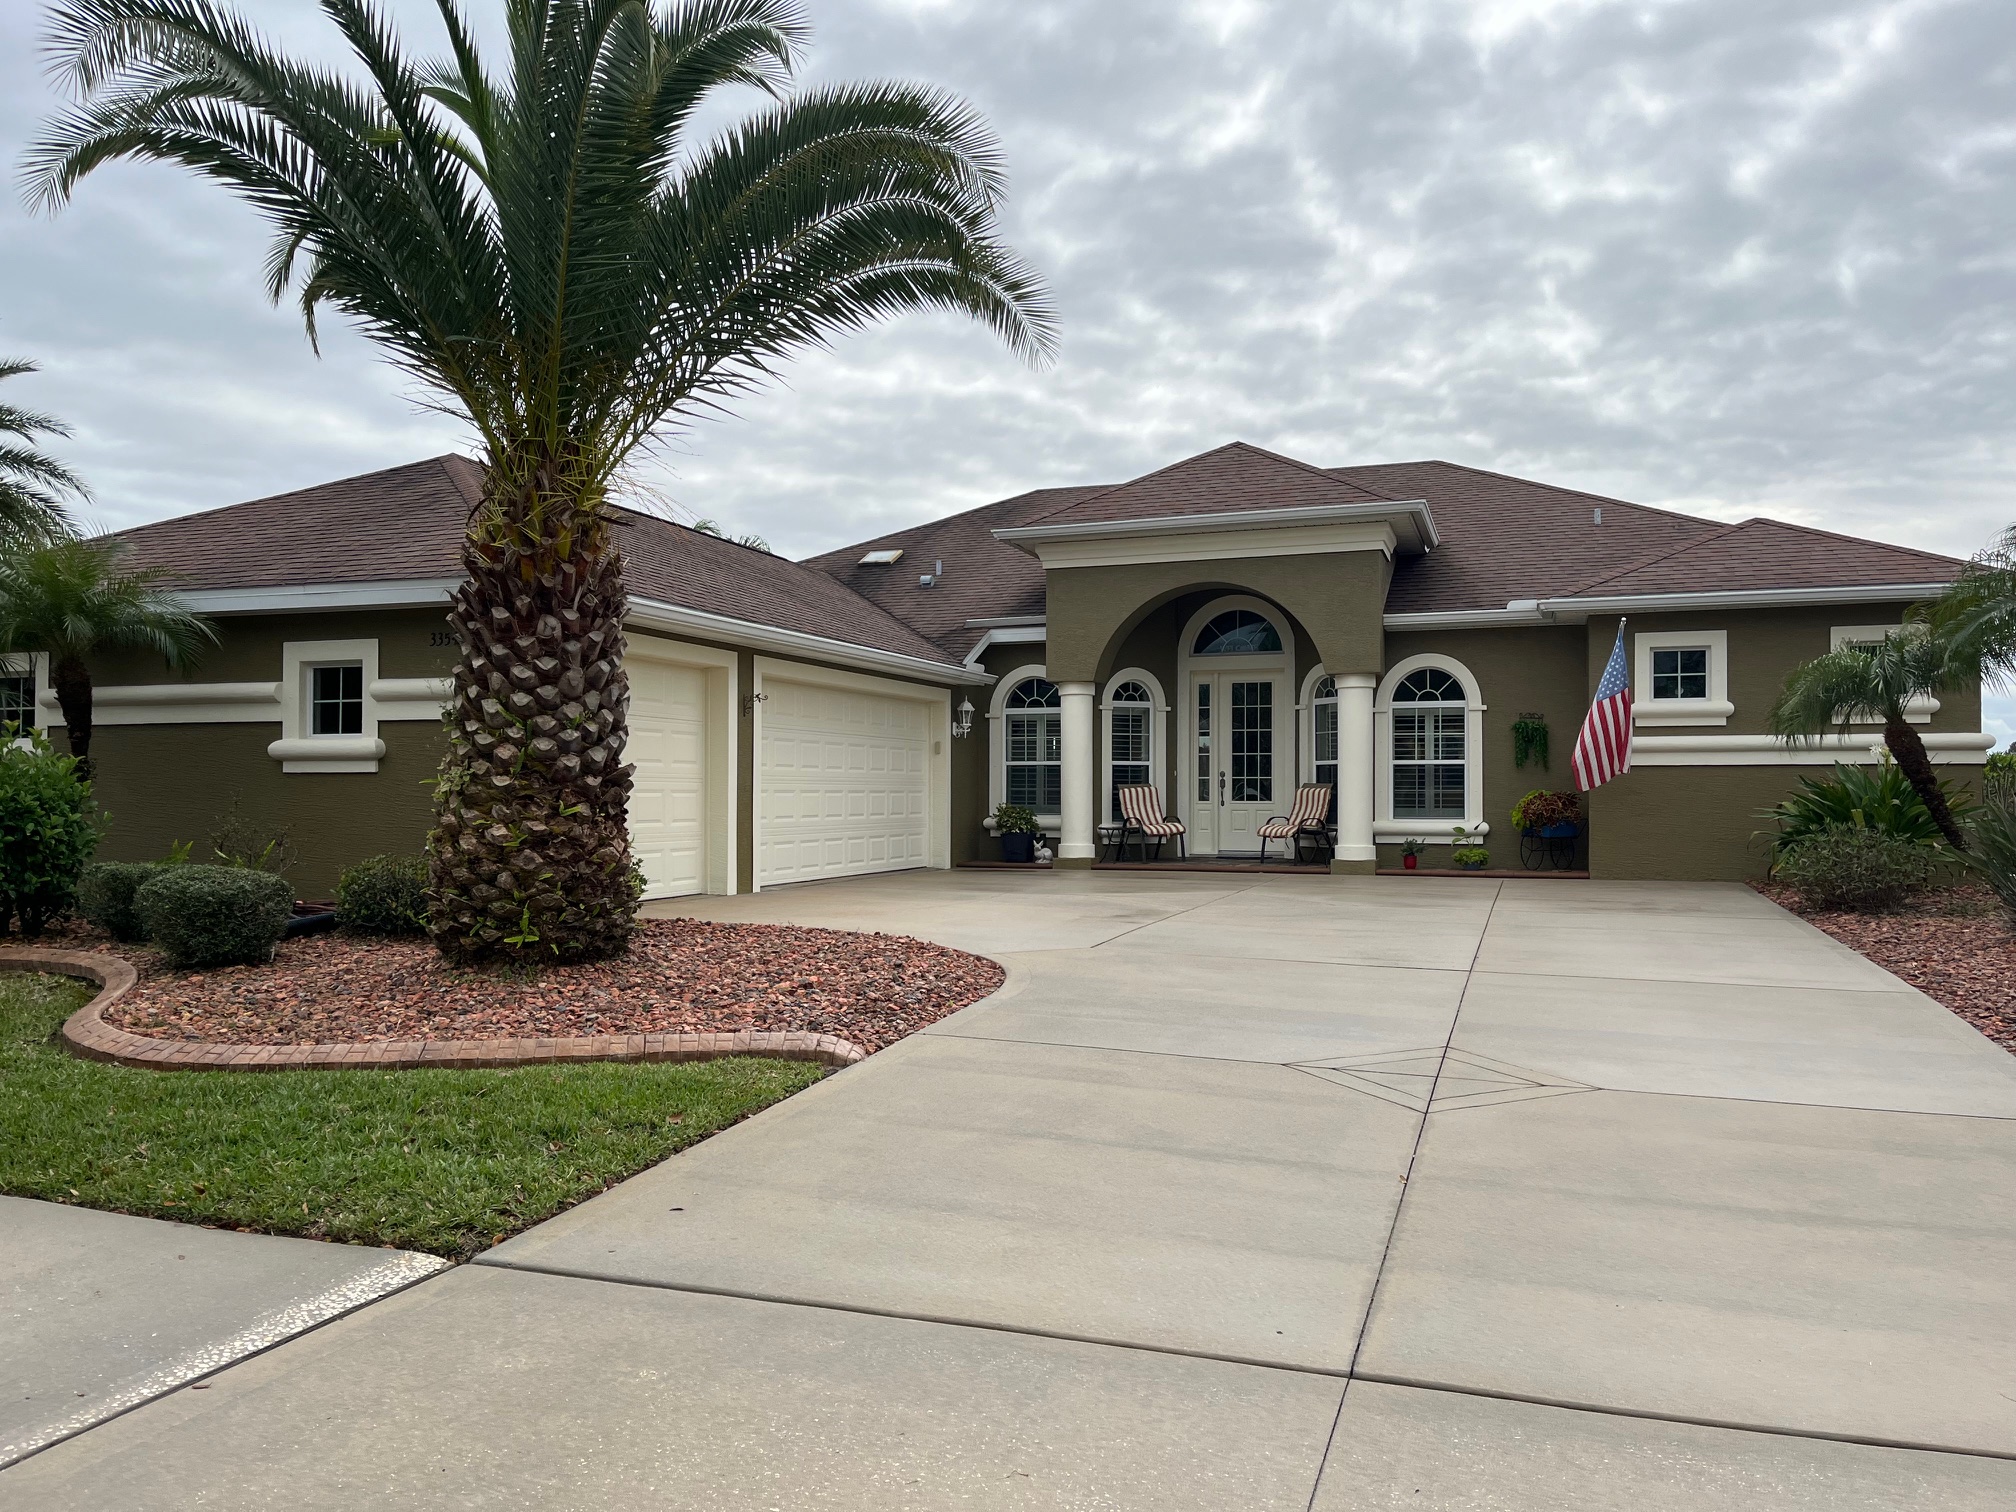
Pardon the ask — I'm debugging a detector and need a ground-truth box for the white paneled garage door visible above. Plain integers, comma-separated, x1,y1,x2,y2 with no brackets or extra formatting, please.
627,658,708,898
759,678,930,885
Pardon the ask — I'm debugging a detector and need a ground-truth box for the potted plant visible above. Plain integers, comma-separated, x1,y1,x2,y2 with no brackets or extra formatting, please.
1511,789,1581,838
1451,826,1490,871
1399,837,1424,871
992,802,1041,863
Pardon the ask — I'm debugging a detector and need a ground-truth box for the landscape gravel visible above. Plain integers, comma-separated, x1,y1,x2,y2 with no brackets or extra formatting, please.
94,918,1004,1053
1757,882,2016,1054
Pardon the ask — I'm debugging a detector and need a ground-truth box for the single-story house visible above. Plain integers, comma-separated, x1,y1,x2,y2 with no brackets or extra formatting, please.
1,443,1988,894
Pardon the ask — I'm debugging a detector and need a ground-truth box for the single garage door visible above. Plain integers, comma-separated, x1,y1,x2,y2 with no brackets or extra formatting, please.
760,678,929,886
627,658,708,898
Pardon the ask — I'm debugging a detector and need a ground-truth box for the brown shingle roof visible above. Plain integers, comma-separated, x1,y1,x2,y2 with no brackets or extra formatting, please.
805,486,1108,658
1027,441,1398,528
110,456,967,672
114,455,479,588
1553,516,1963,599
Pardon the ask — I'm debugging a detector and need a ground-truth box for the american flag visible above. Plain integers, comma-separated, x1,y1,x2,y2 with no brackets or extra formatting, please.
1572,622,1633,791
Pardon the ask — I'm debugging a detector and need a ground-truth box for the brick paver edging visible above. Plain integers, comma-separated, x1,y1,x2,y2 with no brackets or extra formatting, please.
0,947,867,1073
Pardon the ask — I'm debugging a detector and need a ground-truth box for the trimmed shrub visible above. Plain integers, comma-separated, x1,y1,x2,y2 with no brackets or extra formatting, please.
134,865,293,967
1776,825,1934,911
1965,795,2016,922
0,729,99,936
337,854,429,936
1760,761,1971,853
75,861,163,942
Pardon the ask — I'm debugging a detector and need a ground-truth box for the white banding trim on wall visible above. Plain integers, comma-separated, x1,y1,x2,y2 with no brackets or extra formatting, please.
46,682,283,726
1632,731,1994,766
0,1250,447,1470
368,677,452,719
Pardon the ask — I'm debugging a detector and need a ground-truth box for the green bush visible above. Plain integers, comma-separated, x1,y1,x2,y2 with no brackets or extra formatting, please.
75,861,163,942
0,729,99,936
337,854,429,936
1759,761,1972,853
1775,825,1934,911
134,865,294,967
1965,795,2016,921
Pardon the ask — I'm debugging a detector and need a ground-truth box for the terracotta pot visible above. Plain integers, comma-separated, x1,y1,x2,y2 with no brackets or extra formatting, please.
1402,853,1418,870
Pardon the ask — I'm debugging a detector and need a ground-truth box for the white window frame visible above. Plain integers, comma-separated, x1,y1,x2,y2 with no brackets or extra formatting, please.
1374,653,1488,844
1831,625,1938,724
1633,629,1732,727
987,663,1061,830
1101,668,1167,823
0,651,49,742
270,639,386,773
1299,664,1340,823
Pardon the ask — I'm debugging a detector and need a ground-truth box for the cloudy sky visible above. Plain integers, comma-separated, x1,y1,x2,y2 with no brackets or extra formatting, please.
2,0,2013,725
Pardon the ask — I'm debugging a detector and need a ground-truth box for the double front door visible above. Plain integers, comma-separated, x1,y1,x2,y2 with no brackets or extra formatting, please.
1189,671,1283,855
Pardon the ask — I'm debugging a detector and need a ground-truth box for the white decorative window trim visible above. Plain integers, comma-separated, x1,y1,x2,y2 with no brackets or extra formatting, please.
1101,667,1167,822
986,662,1060,832
1375,653,1488,844
272,640,388,773
1830,625,1937,724
1,651,50,740
1633,731,1991,766
1633,629,1731,727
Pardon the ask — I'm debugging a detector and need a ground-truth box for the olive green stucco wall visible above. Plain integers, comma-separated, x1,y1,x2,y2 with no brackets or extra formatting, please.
1044,551,1389,682
85,609,454,895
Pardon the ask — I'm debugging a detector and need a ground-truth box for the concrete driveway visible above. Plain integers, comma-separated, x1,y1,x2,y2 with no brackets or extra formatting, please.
6,871,2016,1508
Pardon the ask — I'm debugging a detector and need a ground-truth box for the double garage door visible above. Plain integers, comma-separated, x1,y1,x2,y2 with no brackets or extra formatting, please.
626,658,931,897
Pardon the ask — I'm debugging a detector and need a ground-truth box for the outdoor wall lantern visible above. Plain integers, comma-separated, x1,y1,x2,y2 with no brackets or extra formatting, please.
952,696,974,738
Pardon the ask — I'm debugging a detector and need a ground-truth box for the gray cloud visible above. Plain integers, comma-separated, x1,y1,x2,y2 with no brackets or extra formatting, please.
3,0,2014,730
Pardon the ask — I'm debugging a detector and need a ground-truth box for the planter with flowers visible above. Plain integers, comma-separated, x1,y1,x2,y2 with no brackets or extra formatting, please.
1451,827,1491,871
1512,789,1582,870
992,803,1042,863
1399,837,1425,871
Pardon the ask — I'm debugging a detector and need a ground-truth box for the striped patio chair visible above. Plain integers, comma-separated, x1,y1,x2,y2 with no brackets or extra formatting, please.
1116,784,1186,861
1259,784,1335,864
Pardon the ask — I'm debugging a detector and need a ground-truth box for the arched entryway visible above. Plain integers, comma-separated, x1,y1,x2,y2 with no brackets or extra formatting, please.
1176,596,1294,854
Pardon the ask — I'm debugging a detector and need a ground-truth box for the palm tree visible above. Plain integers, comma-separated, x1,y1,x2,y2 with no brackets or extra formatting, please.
25,0,1054,963
0,358,86,544
0,536,217,781
1769,630,1969,850
1924,524,2016,689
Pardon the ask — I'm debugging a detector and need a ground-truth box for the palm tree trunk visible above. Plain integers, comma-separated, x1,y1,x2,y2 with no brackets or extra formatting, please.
427,521,637,964
50,654,94,783
1885,717,1967,851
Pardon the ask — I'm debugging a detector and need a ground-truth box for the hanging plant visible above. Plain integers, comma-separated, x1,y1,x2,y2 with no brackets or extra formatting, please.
1512,714,1550,769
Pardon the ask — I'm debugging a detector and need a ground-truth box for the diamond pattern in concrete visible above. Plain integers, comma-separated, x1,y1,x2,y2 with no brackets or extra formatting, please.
1294,1045,1593,1113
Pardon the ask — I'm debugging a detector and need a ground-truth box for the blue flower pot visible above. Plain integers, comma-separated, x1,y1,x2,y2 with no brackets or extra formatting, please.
1000,832,1036,863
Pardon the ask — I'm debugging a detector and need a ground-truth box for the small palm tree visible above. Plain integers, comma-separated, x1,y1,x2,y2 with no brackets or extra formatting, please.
1924,524,2016,689
26,0,1053,963
0,358,86,544
0,536,217,781
1769,630,1969,850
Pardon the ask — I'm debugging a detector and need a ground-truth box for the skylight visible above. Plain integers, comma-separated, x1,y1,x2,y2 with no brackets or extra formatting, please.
859,549,903,565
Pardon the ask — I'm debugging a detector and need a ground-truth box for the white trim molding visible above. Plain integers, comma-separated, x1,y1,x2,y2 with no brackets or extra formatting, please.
54,680,283,726
182,577,463,615
995,497,1437,555
962,623,1047,669
1633,731,1992,766
271,639,385,773
1830,624,1938,724
1375,653,1488,845
1633,628,1732,728
627,595,983,687
1385,584,1957,631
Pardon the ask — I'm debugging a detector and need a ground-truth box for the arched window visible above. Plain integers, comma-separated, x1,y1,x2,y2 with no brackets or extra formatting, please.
1192,609,1282,655
1310,674,1339,798
1391,668,1466,819
1004,677,1060,811
1105,678,1154,821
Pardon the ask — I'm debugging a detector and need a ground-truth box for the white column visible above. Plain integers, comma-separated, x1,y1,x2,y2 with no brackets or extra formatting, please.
1057,680,1097,862
1335,672,1377,864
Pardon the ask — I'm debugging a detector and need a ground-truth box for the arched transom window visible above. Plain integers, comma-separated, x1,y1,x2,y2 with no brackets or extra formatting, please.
1107,680,1153,820
1004,677,1060,811
1391,668,1466,819
1192,609,1282,656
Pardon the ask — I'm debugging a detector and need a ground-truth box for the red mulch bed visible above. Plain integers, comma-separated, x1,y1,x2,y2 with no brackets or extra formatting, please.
1755,882,2016,1054
64,918,1002,1054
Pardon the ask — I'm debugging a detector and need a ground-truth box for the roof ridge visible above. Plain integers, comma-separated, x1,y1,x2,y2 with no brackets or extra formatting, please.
1558,518,1755,597
806,485,1112,566
1727,513,1967,569
1020,440,1396,527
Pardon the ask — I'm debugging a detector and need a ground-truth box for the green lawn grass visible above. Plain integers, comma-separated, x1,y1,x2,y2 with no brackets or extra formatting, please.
0,971,823,1259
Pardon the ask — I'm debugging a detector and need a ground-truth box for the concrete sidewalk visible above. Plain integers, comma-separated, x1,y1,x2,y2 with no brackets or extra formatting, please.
5,871,2014,1507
